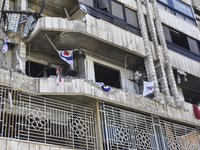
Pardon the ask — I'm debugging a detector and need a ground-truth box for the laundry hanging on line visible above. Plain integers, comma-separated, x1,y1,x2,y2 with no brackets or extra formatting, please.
5,13,21,33
15,50,24,73
192,104,200,119
22,15,36,38
2,38,11,53
56,68,61,86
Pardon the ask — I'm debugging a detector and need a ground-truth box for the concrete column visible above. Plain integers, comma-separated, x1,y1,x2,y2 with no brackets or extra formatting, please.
152,0,183,108
91,100,103,150
144,0,172,105
136,0,161,102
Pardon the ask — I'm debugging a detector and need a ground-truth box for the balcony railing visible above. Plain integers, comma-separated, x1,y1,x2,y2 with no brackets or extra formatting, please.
0,85,96,150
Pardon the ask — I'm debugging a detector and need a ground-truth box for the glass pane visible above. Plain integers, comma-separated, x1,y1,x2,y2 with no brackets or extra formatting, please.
79,0,94,7
111,1,124,20
159,0,168,5
176,12,184,20
125,7,139,28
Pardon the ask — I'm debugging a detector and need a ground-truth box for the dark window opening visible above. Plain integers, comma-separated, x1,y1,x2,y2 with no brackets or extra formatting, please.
170,29,190,50
174,70,200,105
26,61,56,77
94,63,121,88
194,8,200,16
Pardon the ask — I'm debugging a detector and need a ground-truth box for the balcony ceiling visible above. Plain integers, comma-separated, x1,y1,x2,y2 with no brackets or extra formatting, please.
28,30,144,68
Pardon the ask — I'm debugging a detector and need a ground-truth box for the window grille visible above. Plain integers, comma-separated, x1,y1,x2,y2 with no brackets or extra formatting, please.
0,85,96,150
100,102,200,150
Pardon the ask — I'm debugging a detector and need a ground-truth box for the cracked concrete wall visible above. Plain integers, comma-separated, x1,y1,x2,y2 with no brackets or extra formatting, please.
0,69,38,93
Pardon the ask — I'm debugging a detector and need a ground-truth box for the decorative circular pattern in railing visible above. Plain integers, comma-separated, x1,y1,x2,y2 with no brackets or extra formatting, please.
26,108,48,131
70,116,89,138
114,125,130,145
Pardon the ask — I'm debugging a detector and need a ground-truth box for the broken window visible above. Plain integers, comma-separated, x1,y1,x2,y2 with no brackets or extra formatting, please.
174,69,200,105
170,29,190,50
26,61,56,77
163,25,200,61
94,63,121,88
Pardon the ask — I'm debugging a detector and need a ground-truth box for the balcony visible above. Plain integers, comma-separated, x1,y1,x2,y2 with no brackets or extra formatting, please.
27,15,146,58
0,68,200,126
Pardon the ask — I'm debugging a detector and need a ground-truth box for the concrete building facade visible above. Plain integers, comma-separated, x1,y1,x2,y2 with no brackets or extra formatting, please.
0,0,200,149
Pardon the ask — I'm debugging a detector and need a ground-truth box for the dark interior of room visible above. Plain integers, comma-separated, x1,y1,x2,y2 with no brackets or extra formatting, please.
94,63,121,88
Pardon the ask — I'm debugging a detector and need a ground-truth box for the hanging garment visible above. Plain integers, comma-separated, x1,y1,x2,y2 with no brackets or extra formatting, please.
192,104,200,119
165,125,179,150
1,38,11,53
15,50,24,73
56,68,61,86
5,13,21,33
177,131,200,150
22,15,36,38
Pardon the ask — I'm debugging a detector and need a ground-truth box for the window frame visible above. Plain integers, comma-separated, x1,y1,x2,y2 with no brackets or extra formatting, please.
157,0,196,26
78,0,140,36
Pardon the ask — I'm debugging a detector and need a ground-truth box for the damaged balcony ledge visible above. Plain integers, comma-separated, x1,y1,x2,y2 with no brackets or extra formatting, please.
0,68,200,126
27,15,146,57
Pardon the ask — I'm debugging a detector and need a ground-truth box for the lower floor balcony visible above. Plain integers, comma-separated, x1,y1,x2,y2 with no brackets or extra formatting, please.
0,83,200,150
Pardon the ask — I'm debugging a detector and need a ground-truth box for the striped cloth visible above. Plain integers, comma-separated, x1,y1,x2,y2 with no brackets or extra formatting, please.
5,13,21,32
22,15,36,38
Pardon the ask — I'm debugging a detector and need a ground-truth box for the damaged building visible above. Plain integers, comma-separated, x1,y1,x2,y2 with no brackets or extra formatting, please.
0,0,200,149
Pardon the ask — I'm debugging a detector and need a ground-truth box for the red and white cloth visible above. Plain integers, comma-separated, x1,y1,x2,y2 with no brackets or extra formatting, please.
56,68,61,86
143,81,154,96
192,104,200,119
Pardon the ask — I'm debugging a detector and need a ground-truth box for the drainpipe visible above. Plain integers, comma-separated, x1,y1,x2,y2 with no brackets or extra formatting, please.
136,0,161,102
144,0,172,105
152,0,182,108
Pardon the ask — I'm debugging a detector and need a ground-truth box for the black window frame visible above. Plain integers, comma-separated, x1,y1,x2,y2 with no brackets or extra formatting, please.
78,0,141,36
163,24,200,62
157,0,196,26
